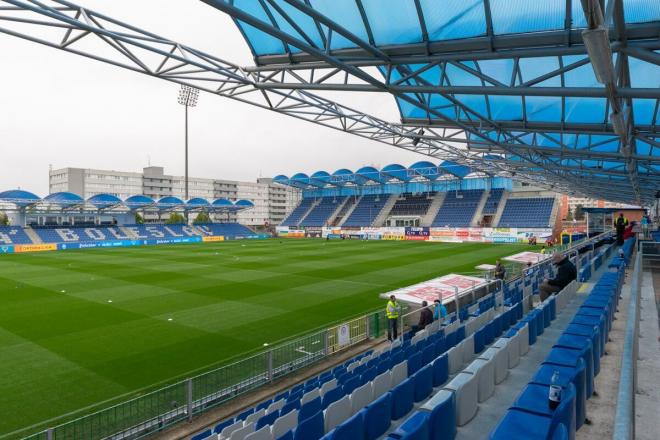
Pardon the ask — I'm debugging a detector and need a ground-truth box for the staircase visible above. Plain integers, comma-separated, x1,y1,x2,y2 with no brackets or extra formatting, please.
470,189,491,226
491,191,510,227
23,226,42,244
337,196,362,226
326,198,351,226
421,192,446,226
372,194,398,227
294,198,321,227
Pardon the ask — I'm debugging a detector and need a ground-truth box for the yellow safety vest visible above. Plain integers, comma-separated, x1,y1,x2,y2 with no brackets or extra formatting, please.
386,301,399,319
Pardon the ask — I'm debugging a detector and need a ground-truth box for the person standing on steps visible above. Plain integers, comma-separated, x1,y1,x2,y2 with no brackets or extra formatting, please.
386,295,401,341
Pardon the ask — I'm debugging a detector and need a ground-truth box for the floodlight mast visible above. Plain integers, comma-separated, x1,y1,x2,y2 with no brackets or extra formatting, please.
177,85,199,201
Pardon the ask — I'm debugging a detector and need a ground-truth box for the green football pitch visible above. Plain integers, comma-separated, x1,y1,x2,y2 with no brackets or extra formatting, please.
0,239,531,437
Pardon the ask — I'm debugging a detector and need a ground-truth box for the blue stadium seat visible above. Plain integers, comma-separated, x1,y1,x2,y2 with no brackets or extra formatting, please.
281,198,316,226
432,189,484,227
432,353,449,387
407,352,422,376
256,410,279,430
294,410,324,440
412,365,433,402
342,195,389,227
387,411,429,440
213,419,234,434
391,378,414,420
498,197,555,228
363,393,393,440
299,397,322,422
342,376,361,396
190,429,212,440
327,411,365,440
300,196,347,227
0,226,33,244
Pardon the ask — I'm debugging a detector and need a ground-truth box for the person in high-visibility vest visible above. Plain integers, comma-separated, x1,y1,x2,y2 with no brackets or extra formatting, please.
386,295,401,341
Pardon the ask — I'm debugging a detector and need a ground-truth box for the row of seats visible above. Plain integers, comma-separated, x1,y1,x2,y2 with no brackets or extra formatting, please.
386,279,578,440
389,194,433,217
34,226,135,243
197,223,256,238
280,198,316,226
481,189,504,216
0,225,34,244
300,197,347,227
432,190,484,227
498,198,555,228
190,253,561,440
488,240,631,439
342,195,389,227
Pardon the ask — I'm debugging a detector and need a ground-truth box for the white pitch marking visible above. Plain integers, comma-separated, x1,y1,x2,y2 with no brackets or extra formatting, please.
107,300,113,303
60,290,66,293
295,347,313,355
167,318,173,321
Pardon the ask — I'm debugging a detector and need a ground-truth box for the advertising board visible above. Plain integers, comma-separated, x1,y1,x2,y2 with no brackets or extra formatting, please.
14,243,58,253
202,236,225,242
0,245,14,254
380,273,487,305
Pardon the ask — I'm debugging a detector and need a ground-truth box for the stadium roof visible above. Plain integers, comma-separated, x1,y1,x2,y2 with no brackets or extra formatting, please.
276,162,479,188
0,191,253,213
1,1,658,204
0,189,41,207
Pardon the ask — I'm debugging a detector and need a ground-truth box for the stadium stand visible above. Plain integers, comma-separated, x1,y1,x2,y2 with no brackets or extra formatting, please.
281,198,315,227
196,223,256,238
388,193,433,217
0,226,34,244
342,195,389,227
300,197,347,227
481,189,504,215
34,226,133,243
24,223,255,244
498,198,555,228
187,234,626,440
432,190,484,227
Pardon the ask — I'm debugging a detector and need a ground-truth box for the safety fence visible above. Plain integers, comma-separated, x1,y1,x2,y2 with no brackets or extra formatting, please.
613,238,659,440
21,311,387,440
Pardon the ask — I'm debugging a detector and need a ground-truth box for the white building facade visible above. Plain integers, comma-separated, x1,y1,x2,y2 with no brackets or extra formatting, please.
48,166,300,226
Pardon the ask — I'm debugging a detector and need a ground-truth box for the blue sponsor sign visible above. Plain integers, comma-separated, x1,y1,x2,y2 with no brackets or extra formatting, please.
0,245,14,254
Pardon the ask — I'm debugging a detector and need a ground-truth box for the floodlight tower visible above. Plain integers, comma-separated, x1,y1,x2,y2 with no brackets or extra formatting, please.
177,85,199,201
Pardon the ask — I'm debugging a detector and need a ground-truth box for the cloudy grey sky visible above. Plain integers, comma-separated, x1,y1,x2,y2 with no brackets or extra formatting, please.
0,0,429,195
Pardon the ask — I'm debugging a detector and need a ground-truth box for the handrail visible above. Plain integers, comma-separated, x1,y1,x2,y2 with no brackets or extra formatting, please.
613,243,642,440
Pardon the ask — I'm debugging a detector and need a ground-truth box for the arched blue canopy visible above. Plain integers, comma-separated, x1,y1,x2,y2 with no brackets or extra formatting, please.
0,189,41,207
290,173,311,189
273,175,289,185
235,199,254,209
185,198,210,210
310,171,331,187
157,196,184,210
124,195,154,209
44,192,84,208
381,164,410,182
409,161,441,180
355,166,384,183
211,198,234,212
439,161,471,178
87,193,122,210
331,169,354,186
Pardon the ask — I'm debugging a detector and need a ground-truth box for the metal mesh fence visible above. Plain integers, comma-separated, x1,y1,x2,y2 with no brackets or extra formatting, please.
21,311,381,440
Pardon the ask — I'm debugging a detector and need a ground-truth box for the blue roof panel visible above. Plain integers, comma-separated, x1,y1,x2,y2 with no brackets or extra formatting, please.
419,0,486,40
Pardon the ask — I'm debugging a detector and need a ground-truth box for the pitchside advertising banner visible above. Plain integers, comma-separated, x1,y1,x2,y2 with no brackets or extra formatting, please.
380,273,487,305
280,226,552,243
0,245,14,254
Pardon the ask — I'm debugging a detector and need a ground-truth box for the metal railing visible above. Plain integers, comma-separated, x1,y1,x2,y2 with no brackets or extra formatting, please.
20,311,384,440
613,238,657,440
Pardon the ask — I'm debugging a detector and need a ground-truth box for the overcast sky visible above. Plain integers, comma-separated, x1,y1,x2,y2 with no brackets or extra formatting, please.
0,0,430,195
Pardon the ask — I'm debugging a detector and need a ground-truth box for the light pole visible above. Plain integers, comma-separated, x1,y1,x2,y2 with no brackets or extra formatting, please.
177,85,199,201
